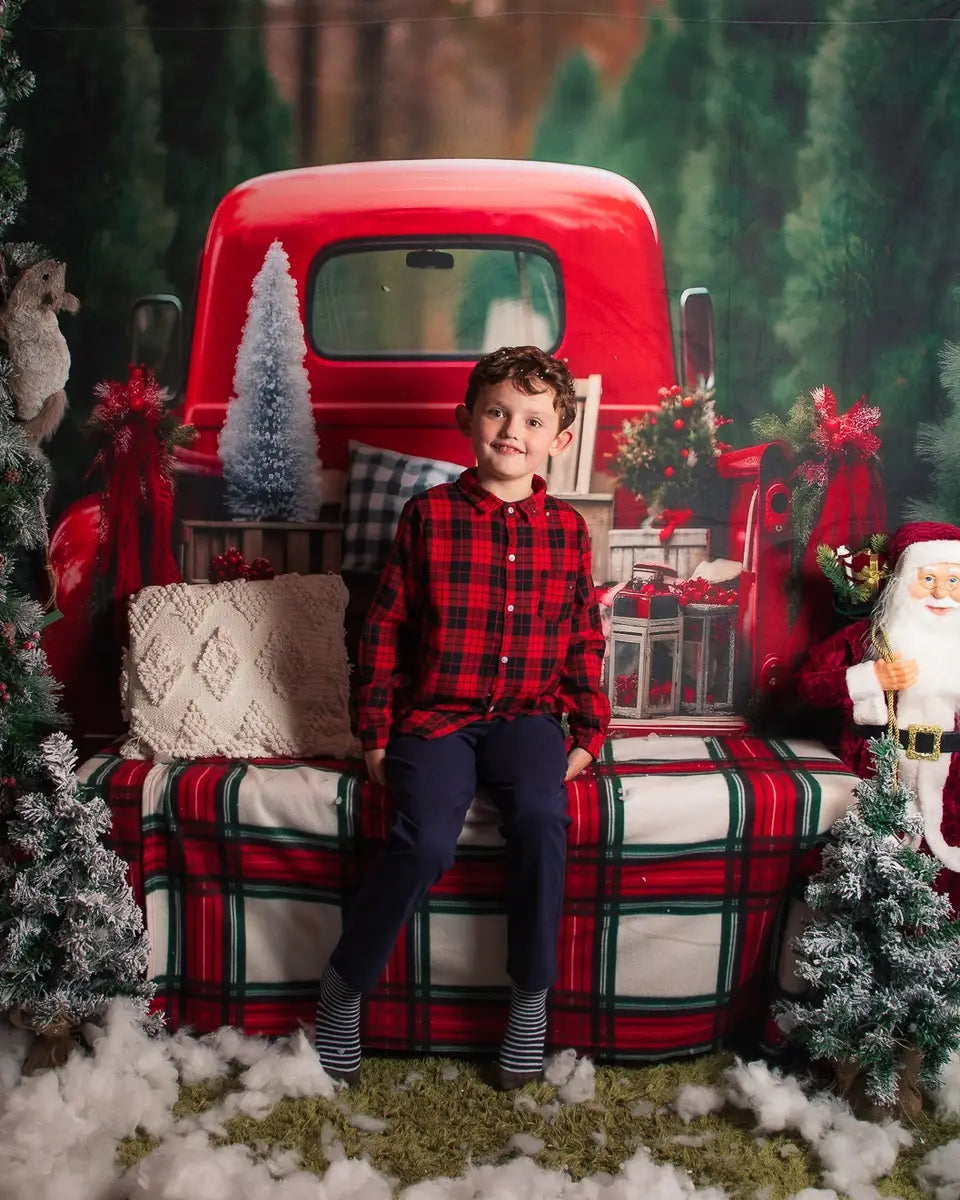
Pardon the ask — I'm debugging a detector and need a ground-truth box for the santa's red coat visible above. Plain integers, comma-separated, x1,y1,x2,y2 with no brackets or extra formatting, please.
796,618,960,909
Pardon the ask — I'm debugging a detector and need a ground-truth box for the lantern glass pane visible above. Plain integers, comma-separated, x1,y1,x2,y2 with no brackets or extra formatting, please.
681,613,705,707
707,611,735,704
613,639,641,710
647,637,677,713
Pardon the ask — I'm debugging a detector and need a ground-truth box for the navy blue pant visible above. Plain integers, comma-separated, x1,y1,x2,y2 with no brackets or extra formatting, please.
330,714,570,994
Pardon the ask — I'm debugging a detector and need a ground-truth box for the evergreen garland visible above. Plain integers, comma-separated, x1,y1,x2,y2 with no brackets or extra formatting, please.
779,737,960,1107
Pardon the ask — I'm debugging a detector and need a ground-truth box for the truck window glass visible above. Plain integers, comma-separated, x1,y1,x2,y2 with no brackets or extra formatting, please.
308,239,563,358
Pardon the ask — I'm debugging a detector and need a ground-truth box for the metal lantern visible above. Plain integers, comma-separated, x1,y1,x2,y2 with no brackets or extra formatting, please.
607,564,682,720
679,602,737,715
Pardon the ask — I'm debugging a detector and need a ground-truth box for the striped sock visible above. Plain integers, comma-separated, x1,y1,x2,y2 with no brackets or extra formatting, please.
314,964,362,1076
498,985,548,1075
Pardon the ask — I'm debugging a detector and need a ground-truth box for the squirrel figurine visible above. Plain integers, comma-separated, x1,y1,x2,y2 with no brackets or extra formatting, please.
0,258,79,444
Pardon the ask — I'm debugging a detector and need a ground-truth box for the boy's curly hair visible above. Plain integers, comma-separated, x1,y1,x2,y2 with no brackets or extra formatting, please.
464,345,578,431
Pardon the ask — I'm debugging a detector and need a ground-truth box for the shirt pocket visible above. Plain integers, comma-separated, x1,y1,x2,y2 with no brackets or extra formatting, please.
537,570,577,623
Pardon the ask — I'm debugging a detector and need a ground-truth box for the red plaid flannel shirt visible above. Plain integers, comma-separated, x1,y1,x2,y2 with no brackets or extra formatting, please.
357,469,610,759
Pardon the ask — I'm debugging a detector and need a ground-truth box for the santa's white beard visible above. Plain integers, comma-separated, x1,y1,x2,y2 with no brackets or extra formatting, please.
885,597,960,703
883,592,960,869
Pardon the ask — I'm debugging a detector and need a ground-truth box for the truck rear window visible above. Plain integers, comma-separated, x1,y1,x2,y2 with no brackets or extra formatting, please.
308,238,564,359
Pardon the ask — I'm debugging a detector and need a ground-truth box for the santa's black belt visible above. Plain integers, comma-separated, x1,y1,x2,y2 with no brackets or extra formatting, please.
853,723,960,761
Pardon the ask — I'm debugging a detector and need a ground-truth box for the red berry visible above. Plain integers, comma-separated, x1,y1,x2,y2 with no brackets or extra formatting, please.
680,448,689,459
682,396,693,408
664,466,674,477
673,418,684,430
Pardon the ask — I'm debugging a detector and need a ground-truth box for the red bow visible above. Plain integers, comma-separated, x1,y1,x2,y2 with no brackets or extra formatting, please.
655,507,693,544
800,386,881,486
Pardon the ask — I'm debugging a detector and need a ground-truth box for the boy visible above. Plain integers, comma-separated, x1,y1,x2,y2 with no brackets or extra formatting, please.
315,345,610,1090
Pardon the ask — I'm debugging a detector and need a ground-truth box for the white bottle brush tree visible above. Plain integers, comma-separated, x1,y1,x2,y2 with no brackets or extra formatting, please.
778,735,960,1118
219,239,321,521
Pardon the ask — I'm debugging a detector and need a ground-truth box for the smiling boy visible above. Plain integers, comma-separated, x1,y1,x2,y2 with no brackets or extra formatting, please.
314,346,610,1089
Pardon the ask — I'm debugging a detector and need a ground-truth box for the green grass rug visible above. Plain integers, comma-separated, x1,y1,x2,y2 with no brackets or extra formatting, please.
115,1052,960,1198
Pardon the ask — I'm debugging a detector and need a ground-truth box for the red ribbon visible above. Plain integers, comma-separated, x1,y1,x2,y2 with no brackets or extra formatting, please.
655,507,694,544
87,366,183,611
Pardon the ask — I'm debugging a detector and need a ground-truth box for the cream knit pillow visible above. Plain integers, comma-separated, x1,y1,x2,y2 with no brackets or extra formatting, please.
122,573,358,760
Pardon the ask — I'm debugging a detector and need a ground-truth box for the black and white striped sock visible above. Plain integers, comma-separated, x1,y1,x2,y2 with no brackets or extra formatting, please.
314,964,362,1076
498,985,548,1074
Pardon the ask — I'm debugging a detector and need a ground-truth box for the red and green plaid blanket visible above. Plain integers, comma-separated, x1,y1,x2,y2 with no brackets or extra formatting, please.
79,734,858,1061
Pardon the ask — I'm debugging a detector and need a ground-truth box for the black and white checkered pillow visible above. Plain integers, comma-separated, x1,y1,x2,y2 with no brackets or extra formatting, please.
341,441,463,573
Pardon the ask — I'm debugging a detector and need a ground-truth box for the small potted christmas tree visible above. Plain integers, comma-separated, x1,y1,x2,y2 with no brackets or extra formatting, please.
778,735,960,1119
608,384,730,580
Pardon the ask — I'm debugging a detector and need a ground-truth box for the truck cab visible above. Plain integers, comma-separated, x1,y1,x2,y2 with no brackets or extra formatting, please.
45,159,794,751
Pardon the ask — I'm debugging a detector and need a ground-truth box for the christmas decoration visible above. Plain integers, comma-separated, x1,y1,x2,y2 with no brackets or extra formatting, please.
0,256,79,445
218,239,321,522
87,364,194,607
752,386,886,642
816,532,890,618
608,564,682,719
778,735,960,1119
0,734,155,1072
208,546,276,583
611,384,730,513
0,4,156,1071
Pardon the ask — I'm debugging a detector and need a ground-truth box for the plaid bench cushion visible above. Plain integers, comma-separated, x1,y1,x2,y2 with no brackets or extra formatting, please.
79,735,858,1060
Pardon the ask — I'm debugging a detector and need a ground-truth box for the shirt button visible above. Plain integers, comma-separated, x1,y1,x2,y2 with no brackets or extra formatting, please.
500,655,509,664
507,553,516,562
507,603,515,612
507,505,515,514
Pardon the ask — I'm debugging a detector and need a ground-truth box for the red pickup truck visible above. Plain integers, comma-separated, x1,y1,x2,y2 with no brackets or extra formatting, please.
44,159,794,749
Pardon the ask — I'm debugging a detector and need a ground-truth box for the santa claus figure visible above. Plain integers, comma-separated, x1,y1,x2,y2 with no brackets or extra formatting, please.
797,521,960,894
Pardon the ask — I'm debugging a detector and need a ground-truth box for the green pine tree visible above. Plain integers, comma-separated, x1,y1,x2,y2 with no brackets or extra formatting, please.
530,50,603,166
905,340,960,523
779,736,960,1108
597,1,711,288
0,1,154,1049
144,0,292,325
671,0,829,432
775,0,960,519
11,0,176,516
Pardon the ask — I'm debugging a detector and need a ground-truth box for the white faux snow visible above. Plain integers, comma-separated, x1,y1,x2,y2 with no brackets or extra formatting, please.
674,1084,726,1123
0,1003,949,1200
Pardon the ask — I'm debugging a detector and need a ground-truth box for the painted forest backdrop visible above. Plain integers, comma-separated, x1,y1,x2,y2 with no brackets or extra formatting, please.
13,0,960,526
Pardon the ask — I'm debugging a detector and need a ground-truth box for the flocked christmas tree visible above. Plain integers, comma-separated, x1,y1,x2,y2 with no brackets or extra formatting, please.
219,238,321,521
778,735,960,1117
0,1,154,1072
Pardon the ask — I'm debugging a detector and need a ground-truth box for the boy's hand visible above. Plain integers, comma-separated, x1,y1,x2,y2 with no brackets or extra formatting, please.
564,747,593,782
364,748,387,788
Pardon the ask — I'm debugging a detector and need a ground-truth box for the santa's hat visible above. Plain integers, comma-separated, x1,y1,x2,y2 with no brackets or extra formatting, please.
889,521,960,575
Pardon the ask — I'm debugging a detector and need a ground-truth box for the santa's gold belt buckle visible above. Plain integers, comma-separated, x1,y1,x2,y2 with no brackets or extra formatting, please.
904,723,943,761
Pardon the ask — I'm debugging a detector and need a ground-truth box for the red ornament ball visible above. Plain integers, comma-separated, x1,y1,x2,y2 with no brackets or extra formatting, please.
680,448,690,459
246,557,276,581
664,465,675,478
673,418,684,430
681,396,694,408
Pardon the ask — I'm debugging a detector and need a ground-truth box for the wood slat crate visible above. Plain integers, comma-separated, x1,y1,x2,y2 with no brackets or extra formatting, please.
178,520,343,582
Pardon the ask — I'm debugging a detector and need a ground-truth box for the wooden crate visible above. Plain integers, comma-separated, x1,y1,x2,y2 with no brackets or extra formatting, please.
608,526,711,583
178,520,343,582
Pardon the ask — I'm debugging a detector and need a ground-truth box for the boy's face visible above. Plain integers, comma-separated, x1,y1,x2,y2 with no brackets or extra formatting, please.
455,378,572,487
